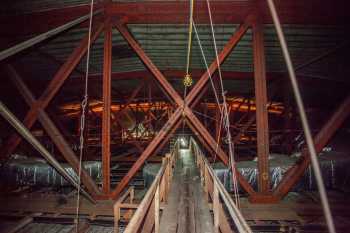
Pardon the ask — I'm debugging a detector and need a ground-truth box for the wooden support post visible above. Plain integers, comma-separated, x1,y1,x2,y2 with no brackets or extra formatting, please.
213,181,220,233
114,202,120,233
253,17,270,193
204,167,209,201
166,154,171,197
102,19,112,194
154,185,160,233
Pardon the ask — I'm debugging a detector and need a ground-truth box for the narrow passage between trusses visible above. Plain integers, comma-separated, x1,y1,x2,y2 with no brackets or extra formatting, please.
159,149,214,233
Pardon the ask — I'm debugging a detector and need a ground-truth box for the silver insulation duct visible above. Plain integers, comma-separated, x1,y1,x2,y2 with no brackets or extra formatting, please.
143,153,350,193
0,101,95,203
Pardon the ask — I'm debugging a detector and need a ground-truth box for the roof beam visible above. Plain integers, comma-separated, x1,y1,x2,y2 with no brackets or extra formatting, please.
0,0,347,39
0,9,102,61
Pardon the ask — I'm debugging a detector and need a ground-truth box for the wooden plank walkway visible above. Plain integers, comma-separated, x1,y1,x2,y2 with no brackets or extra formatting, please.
159,149,214,233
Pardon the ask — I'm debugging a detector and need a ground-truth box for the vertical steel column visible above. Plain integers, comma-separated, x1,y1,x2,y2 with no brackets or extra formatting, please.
102,19,112,194
253,17,270,193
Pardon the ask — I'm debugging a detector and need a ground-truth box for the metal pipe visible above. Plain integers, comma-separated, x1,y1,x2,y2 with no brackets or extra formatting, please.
266,1,336,232
0,9,102,61
0,101,96,204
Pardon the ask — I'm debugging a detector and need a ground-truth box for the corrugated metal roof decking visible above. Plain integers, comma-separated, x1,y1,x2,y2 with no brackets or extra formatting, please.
14,222,115,233
14,24,345,75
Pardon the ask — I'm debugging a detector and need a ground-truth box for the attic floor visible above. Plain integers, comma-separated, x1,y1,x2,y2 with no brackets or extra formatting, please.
159,149,214,233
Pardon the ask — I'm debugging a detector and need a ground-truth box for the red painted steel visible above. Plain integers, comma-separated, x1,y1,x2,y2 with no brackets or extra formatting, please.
111,15,256,199
115,22,184,106
102,19,112,194
0,23,104,160
274,94,350,198
111,108,183,199
253,18,270,193
5,65,100,196
2,1,346,42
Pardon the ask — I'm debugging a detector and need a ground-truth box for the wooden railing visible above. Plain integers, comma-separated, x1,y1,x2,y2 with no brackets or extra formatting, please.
190,138,253,233
114,146,177,233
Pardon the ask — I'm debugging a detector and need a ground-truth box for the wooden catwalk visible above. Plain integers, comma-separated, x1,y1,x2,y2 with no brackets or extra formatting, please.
159,149,214,233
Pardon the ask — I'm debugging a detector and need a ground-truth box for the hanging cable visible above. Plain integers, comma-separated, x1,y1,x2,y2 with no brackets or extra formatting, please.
182,0,195,137
193,0,243,205
266,0,335,232
193,23,221,107
193,21,240,206
205,0,224,96
183,0,194,96
75,0,94,231
205,0,241,206
184,0,194,81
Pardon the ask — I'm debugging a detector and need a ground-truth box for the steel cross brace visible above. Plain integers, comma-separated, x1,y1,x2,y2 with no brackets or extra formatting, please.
3,65,100,196
274,94,350,198
0,23,104,161
111,14,257,199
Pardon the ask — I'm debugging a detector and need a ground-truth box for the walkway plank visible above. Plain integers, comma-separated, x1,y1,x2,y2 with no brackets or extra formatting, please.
160,149,214,233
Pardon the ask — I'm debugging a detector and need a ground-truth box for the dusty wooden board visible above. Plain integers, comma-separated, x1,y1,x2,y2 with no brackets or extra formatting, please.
159,149,214,233
0,194,114,217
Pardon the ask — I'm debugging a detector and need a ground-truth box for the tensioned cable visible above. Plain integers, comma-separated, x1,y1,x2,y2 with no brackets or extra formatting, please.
266,0,335,232
182,0,195,138
185,0,194,76
193,22,240,206
205,0,225,155
205,0,225,97
204,0,241,205
75,0,94,231
193,22,220,158
191,109,240,131
193,22,222,108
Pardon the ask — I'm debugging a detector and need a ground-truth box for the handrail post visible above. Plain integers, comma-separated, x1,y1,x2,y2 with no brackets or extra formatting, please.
166,153,171,199
162,156,169,203
213,180,220,233
125,186,135,219
204,166,209,201
155,185,160,233
130,186,134,204
114,201,120,233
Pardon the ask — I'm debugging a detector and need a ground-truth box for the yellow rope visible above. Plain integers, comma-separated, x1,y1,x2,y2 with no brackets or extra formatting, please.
184,0,194,87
